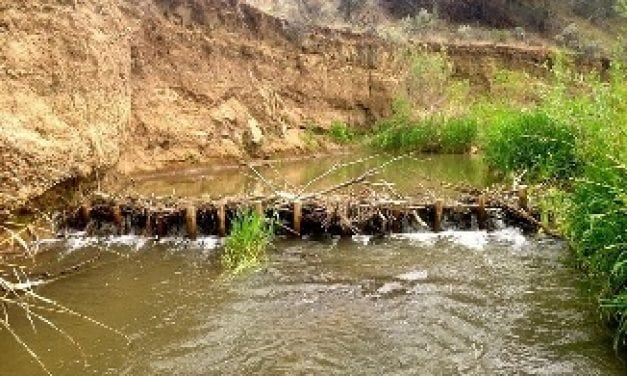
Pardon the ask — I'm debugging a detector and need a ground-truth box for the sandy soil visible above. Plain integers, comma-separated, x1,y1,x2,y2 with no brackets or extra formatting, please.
0,0,583,211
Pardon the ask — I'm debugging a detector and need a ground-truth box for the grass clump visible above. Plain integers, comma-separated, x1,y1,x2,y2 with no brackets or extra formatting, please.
328,121,356,144
439,117,479,153
371,116,437,152
483,111,581,180
370,98,478,153
222,211,274,273
568,155,627,349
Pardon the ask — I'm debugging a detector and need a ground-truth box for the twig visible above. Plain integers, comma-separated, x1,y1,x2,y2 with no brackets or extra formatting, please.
247,164,284,197
296,153,381,197
301,155,405,200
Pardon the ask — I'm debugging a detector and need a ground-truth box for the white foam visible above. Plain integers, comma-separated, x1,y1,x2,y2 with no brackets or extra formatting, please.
351,235,372,245
105,235,149,251
32,238,63,246
57,233,221,254
377,281,404,294
492,227,527,250
396,270,429,281
449,231,490,250
393,228,528,251
158,236,222,251
66,236,99,252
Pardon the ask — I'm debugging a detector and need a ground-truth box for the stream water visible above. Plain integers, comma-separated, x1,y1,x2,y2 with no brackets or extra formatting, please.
0,154,625,375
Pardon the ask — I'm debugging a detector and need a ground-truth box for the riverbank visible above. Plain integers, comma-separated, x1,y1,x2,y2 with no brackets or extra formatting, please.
1,0,613,215
470,59,627,348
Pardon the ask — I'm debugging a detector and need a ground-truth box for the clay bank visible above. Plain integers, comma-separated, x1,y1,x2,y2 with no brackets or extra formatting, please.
1,0,593,212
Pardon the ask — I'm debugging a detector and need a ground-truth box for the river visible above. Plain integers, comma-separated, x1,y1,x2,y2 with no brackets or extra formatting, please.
0,154,624,375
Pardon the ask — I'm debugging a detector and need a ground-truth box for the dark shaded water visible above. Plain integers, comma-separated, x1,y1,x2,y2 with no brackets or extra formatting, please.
0,154,624,375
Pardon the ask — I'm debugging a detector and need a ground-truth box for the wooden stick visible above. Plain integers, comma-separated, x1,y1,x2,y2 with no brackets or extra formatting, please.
411,210,429,229
217,204,226,237
498,201,562,238
296,154,381,197
143,210,152,237
518,186,529,212
155,214,166,238
185,206,197,240
301,155,404,199
293,201,302,236
112,205,123,235
477,195,487,230
254,201,264,217
433,199,444,232
79,204,91,227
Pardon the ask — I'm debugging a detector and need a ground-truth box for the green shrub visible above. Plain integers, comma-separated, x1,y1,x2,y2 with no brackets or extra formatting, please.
440,118,478,153
222,211,274,272
328,121,356,144
483,111,580,180
406,51,454,111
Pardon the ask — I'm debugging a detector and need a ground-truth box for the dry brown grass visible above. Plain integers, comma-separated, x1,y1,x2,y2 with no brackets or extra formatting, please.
0,214,127,375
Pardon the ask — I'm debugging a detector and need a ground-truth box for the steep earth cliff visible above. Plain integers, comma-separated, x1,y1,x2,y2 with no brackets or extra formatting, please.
0,0,571,211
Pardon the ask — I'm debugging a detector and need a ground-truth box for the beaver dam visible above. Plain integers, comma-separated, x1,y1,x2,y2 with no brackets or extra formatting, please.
62,187,542,239
1,154,626,375
59,154,550,240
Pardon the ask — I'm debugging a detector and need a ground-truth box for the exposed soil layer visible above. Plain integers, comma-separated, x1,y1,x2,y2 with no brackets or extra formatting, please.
0,0,605,211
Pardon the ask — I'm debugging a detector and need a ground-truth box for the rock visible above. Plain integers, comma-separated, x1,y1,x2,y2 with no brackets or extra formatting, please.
243,116,264,150
248,117,263,145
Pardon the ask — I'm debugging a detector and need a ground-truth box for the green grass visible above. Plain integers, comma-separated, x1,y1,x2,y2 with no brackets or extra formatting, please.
439,117,479,153
222,211,274,273
569,156,627,349
328,121,357,144
371,112,477,153
477,56,627,349
483,111,581,180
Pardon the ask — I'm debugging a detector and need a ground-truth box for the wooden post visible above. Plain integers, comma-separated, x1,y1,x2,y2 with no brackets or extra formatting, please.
185,206,197,240
143,210,153,237
156,214,166,239
433,199,444,232
112,205,123,235
378,207,388,234
293,200,302,236
79,204,91,228
254,201,264,217
518,186,529,212
342,202,353,234
477,195,487,230
217,204,226,237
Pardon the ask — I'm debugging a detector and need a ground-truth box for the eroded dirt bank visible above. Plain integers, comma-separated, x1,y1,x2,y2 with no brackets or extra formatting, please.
0,0,561,211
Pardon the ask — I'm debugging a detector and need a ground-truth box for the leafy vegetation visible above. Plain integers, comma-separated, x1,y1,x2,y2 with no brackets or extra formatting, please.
328,121,357,144
222,211,274,273
483,111,580,180
370,97,478,153
439,117,479,153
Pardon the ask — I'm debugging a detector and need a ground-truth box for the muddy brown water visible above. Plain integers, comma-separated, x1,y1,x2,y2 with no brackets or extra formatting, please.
125,153,489,199
0,154,625,375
